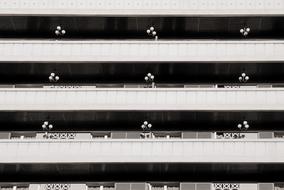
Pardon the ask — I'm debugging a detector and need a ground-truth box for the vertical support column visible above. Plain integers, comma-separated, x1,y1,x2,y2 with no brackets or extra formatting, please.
147,184,152,190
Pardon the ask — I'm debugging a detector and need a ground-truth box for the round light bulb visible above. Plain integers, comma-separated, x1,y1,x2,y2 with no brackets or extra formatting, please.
152,31,157,36
241,73,246,77
237,124,242,129
44,121,49,125
141,124,145,129
150,27,154,31
42,124,46,129
150,75,154,79
240,29,244,33
246,28,250,32
55,30,60,35
56,26,61,30
245,76,249,81
55,76,59,81
144,121,148,125
144,76,148,81
49,76,53,81
61,30,66,35
238,76,242,81
243,121,248,125
244,32,248,36
245,124,249,129
48,124,53,129
147,73,151,77
51,73,55,77
148,124,152,128
146,29,151,34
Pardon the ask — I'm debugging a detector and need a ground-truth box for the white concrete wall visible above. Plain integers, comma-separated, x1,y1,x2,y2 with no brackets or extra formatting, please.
0,40,283,62
0,88,283,111
0,0,283,15
1,139,284,163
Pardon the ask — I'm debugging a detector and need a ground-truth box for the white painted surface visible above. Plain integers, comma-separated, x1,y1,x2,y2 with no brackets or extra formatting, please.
0,40,284,62
0,88,284,111
0,139,284,163
0,88,283,111
0,0,283,15
1,88,284,111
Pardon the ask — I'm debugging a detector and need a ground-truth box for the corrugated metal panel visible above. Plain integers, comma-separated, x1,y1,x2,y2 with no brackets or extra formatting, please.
0,0,283,15
0,40,283,62
0,139,284,163
0,88,283,111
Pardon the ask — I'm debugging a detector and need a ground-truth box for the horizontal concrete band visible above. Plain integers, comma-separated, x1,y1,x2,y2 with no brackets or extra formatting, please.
0,139,284,163
0,0,283,15
0,88,283,111
0,40,284,62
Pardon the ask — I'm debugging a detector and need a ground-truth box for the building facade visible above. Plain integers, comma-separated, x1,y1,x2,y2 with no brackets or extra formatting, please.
0,0,284,190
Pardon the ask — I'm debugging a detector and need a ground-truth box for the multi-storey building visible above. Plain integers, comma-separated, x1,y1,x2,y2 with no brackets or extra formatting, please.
0,0,284,190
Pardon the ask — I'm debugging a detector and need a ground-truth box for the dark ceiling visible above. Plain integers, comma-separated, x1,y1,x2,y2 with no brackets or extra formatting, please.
0,163,284,182
0,62,284,84
1,111,284,132
0,16,283,39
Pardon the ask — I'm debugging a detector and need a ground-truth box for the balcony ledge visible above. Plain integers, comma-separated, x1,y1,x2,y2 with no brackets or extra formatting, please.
0,0,283,16
1,139,284,163
0,40,284,62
